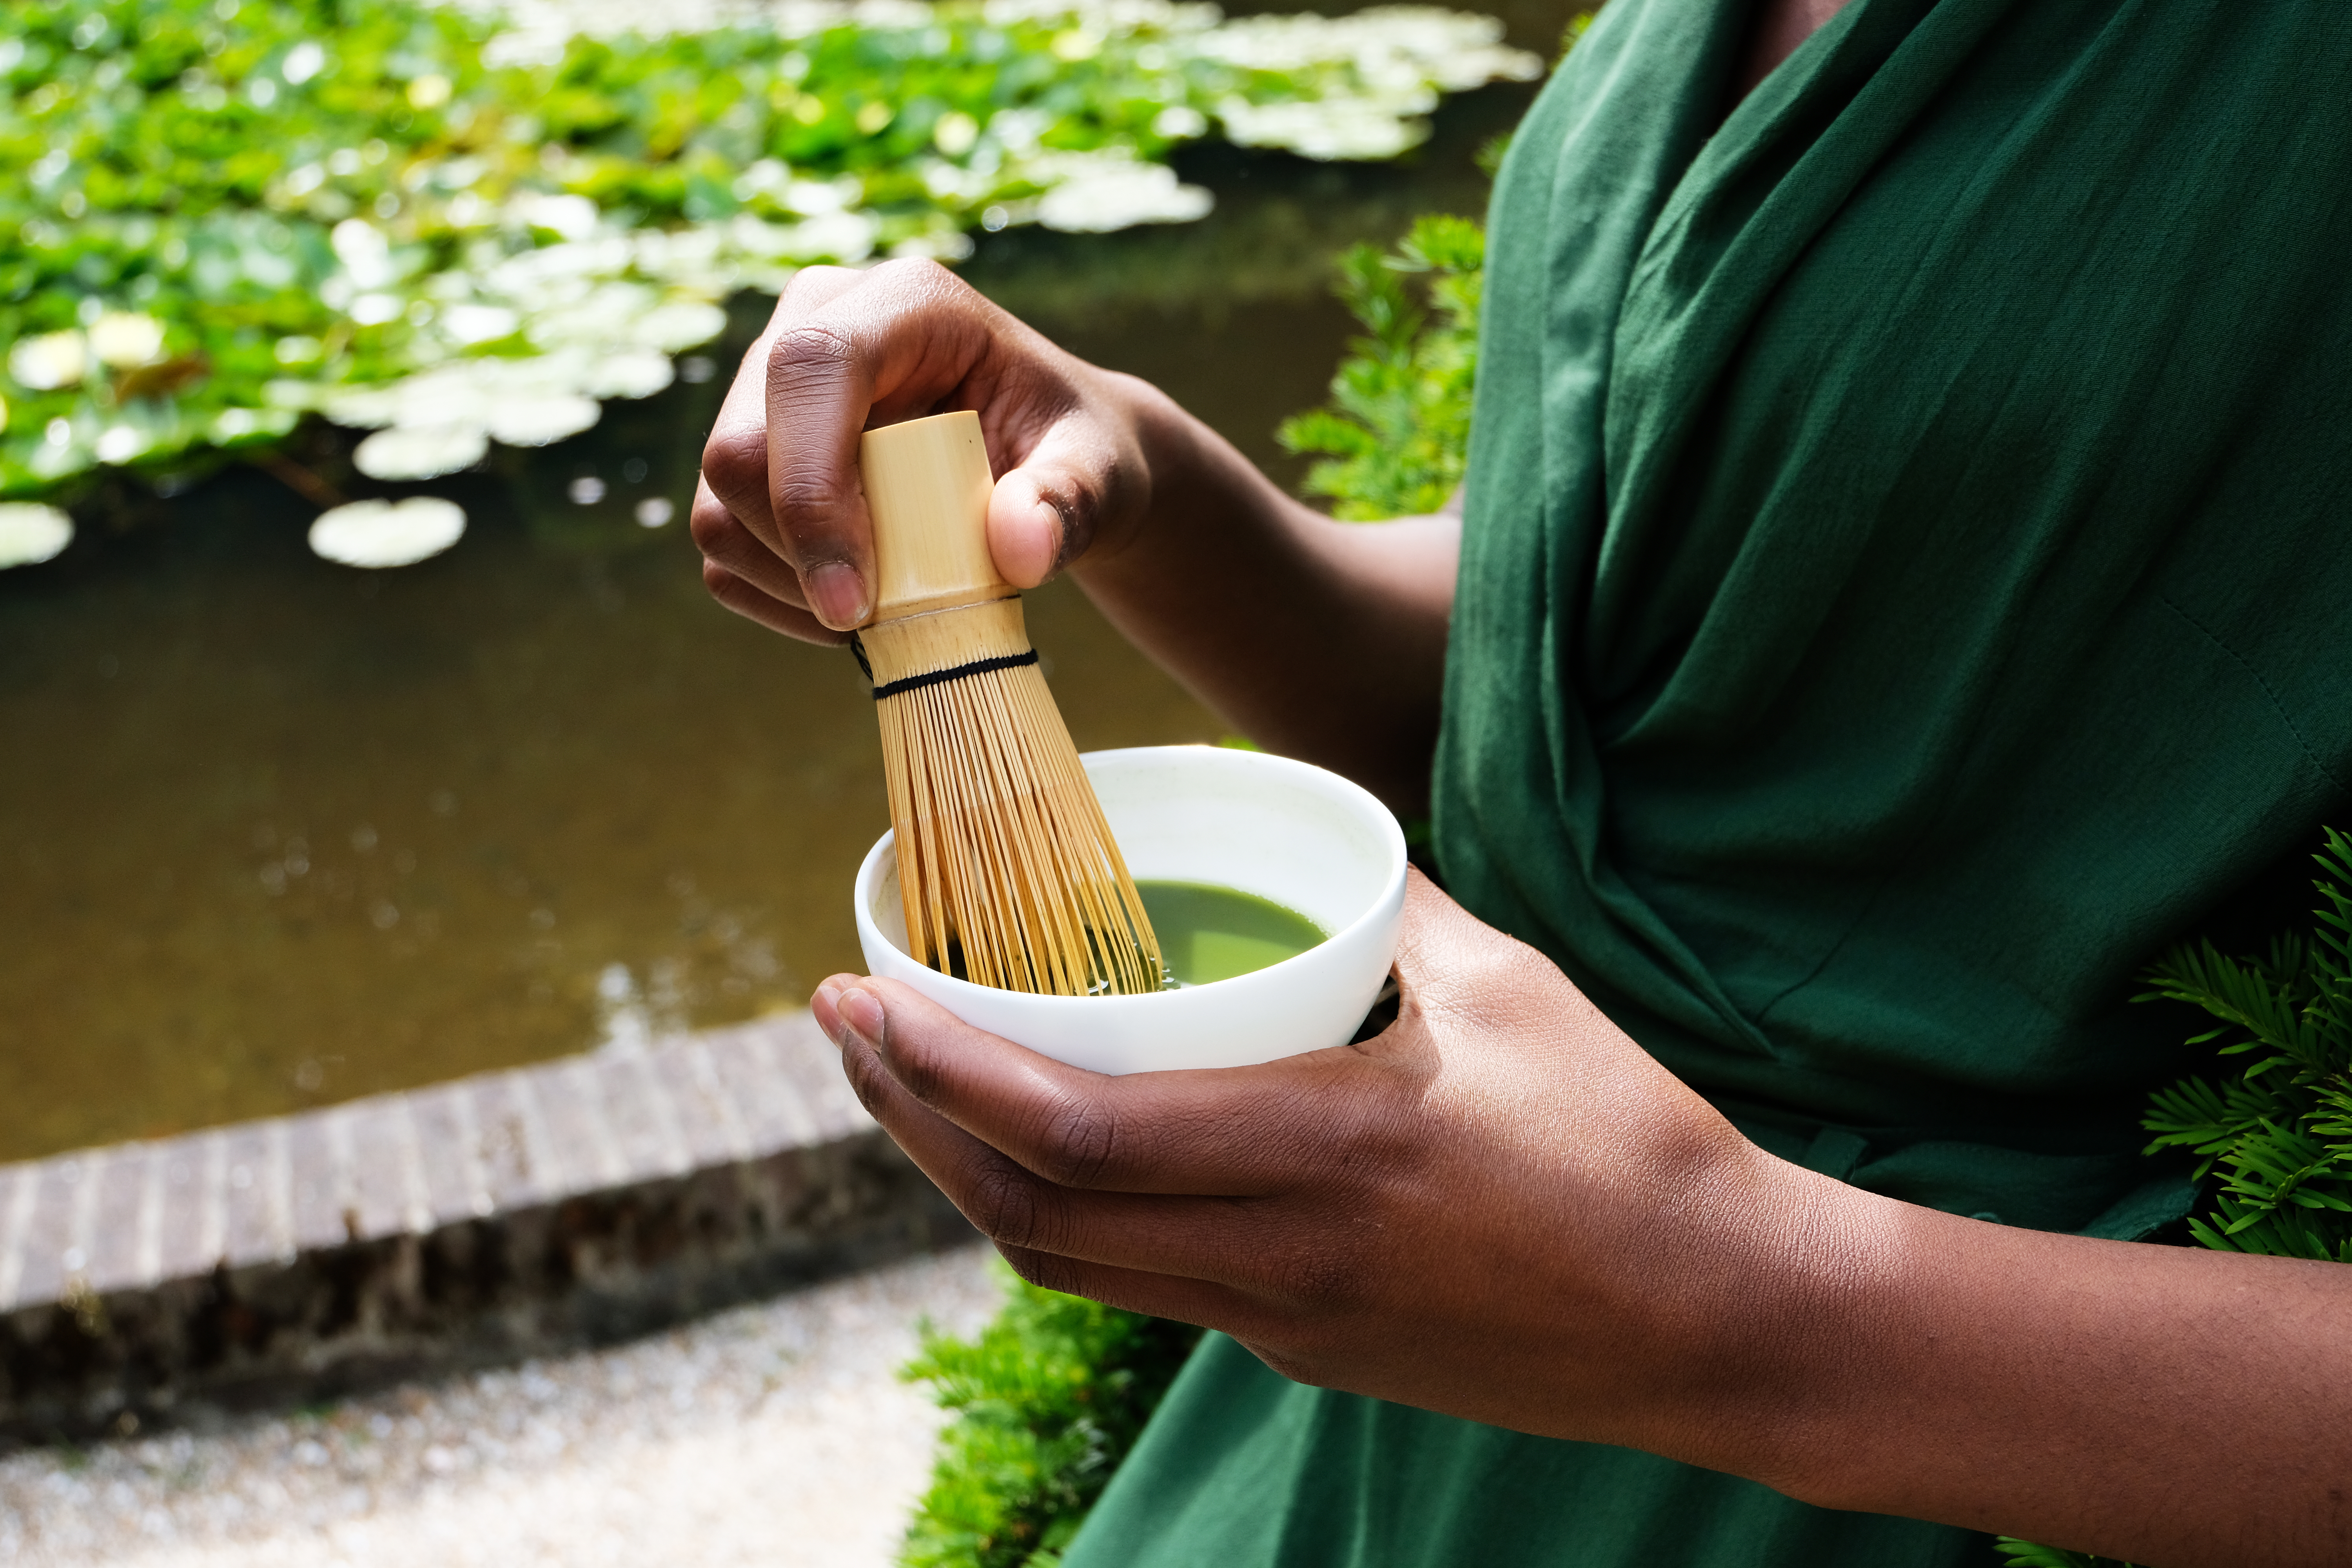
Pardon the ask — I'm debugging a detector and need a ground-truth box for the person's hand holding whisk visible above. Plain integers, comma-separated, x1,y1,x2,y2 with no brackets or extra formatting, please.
691,256,1458,816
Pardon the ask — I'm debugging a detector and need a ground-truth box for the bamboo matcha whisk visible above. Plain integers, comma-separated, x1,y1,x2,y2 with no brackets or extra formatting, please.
855,410,1164,996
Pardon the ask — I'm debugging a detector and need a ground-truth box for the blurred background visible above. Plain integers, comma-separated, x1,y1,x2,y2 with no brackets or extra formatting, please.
0,0,1557,1163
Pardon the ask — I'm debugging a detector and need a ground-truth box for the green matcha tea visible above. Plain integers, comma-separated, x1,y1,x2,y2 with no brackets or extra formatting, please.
1137,880,1328,987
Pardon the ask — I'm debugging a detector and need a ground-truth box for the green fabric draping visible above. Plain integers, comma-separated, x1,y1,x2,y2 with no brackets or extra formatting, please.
1065,0,2352,1562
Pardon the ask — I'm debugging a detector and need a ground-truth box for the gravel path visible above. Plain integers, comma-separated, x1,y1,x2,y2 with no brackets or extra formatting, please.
0,1245,1002,1568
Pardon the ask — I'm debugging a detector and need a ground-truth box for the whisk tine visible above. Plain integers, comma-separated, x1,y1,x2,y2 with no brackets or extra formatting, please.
858,412,1163,997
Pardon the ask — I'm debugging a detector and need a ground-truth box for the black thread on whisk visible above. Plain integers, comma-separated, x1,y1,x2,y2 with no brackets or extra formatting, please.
864,647,1041,702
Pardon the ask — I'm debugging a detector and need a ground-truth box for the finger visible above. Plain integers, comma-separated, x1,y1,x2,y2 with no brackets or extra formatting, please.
763,259,1014,629
820,970,1378,1198
698,267,873,563
839,876,1481,1198
817,980,1340,1295
993,1244,1265,1335
702,559,846,644
984,403,1140,589
690,476,813,607
985,466,1067,590
700,336,790,554
877,875,1510,1174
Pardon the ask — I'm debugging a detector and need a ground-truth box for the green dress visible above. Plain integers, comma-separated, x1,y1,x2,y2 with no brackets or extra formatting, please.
1066,0,2352,1562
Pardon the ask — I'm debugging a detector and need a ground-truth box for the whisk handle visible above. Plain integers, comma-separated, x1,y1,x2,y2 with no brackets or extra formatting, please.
859,410,1004,620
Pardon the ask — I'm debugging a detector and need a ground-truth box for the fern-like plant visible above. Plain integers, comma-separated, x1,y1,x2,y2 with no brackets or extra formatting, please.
1275,213,1484,520
2136,833,2352,1260
1997,828,2352,1567
1994,1543,2136,1568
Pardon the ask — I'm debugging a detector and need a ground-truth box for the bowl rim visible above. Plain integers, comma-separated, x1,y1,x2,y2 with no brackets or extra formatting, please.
853,744,1408,1009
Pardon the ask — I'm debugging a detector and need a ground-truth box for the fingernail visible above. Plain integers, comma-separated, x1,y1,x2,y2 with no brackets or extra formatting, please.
807,562,869,629
1037,499,1071,573
837,986,886,1050
813,980,844,1042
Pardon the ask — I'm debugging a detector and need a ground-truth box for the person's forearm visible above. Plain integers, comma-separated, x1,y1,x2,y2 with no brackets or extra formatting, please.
1690,1166,2352,1566
1069,372,1459,815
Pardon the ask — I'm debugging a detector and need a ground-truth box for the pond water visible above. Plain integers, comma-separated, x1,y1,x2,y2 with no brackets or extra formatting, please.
0,86,1525,1163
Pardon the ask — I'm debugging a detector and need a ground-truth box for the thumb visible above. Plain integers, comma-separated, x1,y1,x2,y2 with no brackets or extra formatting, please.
1390,866,1478,979
1386,865,1535,1018
987,466,1070,590
984,410,1140,589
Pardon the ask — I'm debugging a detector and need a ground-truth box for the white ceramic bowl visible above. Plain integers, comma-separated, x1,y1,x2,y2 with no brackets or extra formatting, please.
853,745,1406,1074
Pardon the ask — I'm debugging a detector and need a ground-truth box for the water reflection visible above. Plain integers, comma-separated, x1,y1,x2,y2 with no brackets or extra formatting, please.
3,455,1212,1161
0,87,1527,1162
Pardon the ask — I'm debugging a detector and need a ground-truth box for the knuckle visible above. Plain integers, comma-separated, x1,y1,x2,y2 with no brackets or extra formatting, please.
964,1162,1047,1250
875,1026,947,1106
873,255,956,294
778,263,854,305
687,496,737,554
699,426,765,497
699,559,740,604
1026,1093,1122,1188
1281,1240,1370,1312
767,320,857,378
1296,1082,1397,1169
772,475,852,523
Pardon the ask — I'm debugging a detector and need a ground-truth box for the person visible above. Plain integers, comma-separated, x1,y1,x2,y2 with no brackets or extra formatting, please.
690,0,2352,1561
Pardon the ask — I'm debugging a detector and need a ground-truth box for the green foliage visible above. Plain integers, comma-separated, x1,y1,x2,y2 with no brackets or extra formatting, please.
1472,130,1512,179
1999,828,2352,1567
0,0,1534,497
1558,9,1598,63
1994,1542,2129,1568
899,1263,1205,1568
1277,211,1482,520
2138,828,2352,1261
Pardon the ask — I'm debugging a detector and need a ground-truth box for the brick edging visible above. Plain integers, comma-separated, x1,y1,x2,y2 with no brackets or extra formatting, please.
0,1013,969,1445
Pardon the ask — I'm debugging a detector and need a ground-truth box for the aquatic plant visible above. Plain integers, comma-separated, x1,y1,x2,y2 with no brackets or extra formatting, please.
0,499,75,565
0,0,1539,514
307,492,466,565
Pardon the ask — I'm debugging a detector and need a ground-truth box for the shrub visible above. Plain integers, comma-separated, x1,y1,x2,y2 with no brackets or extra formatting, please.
899,1265,1203,1568
1275,212,1483,521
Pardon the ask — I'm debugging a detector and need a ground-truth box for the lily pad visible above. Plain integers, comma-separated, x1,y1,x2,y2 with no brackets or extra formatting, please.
1037,158,1214,233
352,424,493,482
485,395,604,448
308,497,468,568
9,334,87,394
0,0,1541,502
0,502,73,568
